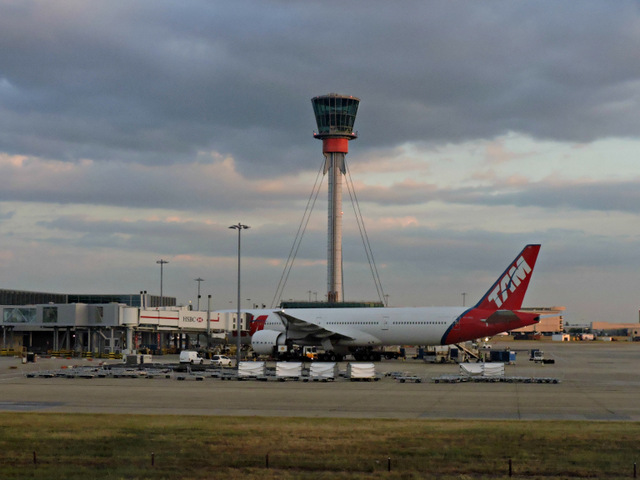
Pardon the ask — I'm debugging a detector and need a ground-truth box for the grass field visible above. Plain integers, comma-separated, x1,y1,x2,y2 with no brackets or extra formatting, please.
0,413,639,479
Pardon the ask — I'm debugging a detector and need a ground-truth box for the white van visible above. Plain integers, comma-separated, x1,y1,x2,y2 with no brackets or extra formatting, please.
179,350,204,364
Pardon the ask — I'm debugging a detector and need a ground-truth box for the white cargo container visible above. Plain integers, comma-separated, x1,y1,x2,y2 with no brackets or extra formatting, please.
347,362,376,381
238,361,266,379
309,362,338,381
459,362,505,377
275,362,302,380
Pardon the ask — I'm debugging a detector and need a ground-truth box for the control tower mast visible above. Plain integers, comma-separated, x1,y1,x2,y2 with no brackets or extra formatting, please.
311,93,360,303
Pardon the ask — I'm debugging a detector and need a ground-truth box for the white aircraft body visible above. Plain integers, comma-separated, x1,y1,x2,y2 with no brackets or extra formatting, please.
238,244,541,360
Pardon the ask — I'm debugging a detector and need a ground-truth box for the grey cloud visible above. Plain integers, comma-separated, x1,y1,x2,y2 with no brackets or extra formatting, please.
34,214,326,262
441,180,640,214
0,208,16,221
353,178,640,214
3,149,639,216
1,1,640,179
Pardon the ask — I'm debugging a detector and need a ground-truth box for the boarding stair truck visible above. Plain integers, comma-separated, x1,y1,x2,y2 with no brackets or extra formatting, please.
455,342,481,362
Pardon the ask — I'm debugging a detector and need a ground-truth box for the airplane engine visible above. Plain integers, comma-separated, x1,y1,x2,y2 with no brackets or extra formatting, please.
251,329,286,355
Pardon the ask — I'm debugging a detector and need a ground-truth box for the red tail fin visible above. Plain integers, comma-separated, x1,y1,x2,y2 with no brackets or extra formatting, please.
475,244,540,311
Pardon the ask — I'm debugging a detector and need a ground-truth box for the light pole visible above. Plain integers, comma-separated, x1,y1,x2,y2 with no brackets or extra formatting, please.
462,292,467,307
156,259,169,307
229,223,250,368
206,294,212,348
195,277,204,310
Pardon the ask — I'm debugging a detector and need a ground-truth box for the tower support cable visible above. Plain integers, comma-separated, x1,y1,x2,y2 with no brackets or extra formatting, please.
344,163,386,305
271,160,325,308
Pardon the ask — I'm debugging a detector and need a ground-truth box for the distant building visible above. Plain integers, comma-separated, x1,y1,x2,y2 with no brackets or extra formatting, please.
0,302,248,355
0,289,67,305
511,307,565,334
0,289,176,308
590,322,640,338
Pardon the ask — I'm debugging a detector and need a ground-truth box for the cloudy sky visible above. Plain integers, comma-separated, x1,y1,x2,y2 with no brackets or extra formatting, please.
1,1,639,324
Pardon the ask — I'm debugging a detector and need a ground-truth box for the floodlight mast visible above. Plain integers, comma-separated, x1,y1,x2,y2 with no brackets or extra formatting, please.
311,93,360,303
156,259,169,307
229,223,249,368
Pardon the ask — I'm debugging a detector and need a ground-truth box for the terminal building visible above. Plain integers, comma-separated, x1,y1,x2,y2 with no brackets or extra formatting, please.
0,289,248,356
1,287,570,357
0,289,177,308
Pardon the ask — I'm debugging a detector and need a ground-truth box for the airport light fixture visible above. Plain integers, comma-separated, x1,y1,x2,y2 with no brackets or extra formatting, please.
195,277,204,310
229,223,250,368
156,259,169,307
207,294,212,348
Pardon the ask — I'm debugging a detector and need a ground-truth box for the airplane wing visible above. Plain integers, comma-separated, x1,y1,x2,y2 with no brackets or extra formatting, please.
275,310,356,343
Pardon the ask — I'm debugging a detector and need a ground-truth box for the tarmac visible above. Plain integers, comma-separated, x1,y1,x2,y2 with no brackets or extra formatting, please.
0,340,639,420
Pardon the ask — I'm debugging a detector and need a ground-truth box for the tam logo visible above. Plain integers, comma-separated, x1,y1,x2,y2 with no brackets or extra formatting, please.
487,255,531,308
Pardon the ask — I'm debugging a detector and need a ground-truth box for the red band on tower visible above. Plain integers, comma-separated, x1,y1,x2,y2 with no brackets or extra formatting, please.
323,138,349,153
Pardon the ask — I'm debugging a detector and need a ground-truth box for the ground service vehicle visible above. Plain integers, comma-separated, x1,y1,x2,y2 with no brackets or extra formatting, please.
179,351,204,364
211,355,232,367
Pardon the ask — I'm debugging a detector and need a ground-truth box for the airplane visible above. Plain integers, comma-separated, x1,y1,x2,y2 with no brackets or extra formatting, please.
243,244,542,361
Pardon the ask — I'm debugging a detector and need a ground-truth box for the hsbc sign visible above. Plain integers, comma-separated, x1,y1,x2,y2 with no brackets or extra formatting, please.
179,313,207,328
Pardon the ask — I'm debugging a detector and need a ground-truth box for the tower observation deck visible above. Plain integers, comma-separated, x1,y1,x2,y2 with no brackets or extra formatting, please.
311,93,360,303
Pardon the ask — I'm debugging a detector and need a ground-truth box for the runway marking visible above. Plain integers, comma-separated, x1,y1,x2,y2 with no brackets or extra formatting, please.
0,401,63,411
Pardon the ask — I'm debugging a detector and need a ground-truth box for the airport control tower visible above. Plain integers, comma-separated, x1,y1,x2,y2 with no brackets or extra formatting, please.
311,93,360,303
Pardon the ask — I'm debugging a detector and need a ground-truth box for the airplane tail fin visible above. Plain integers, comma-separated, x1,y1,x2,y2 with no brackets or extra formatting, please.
474,244,540,311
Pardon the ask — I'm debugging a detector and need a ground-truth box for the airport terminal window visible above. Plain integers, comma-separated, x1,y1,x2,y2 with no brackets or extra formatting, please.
43,306,58,324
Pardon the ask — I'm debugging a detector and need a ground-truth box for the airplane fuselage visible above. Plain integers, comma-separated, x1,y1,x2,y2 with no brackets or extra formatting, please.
253,306,464,346
244,305,539,355
237,244,542,356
